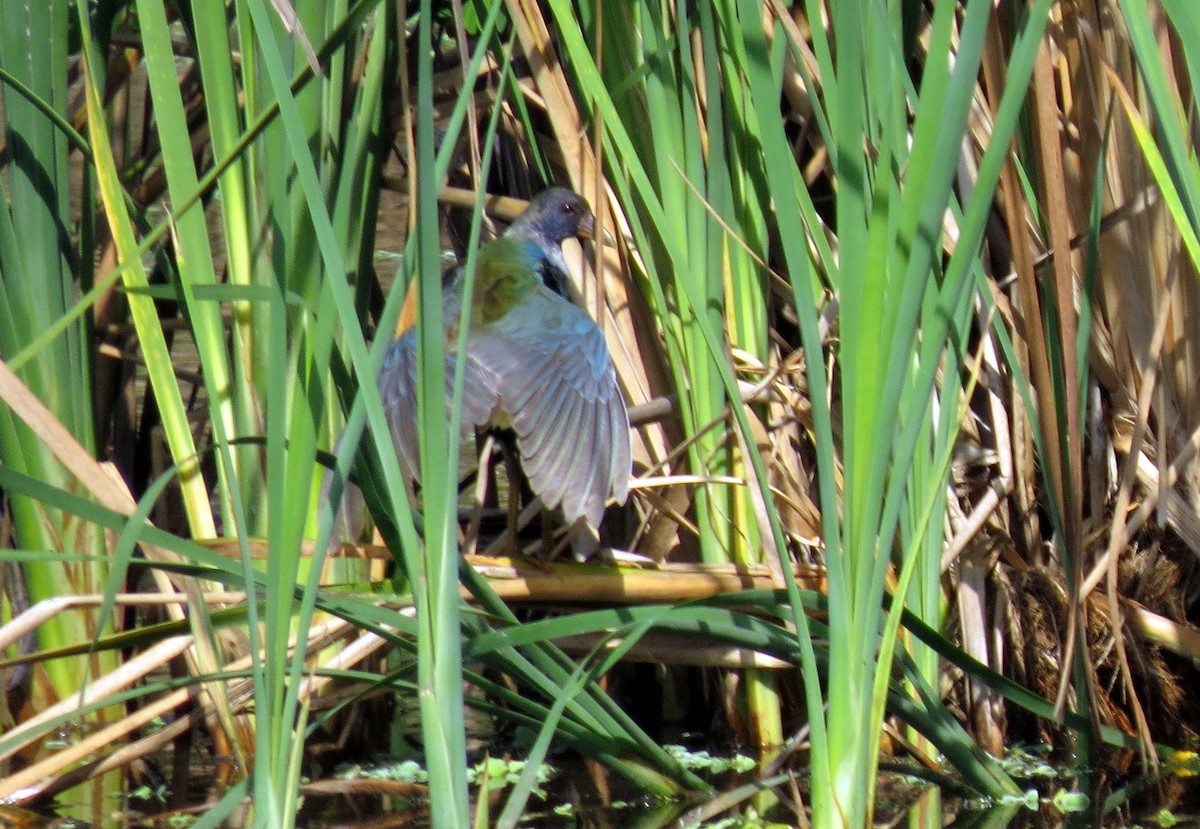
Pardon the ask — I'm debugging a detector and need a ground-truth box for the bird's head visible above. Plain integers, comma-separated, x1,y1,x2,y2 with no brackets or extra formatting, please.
505,188,596,246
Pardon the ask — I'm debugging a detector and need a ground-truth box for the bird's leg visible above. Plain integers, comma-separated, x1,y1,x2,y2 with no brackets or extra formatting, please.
528,513,600,561
540,507,556,559
463,434,497,558
496,431,525,557
476,432,500,512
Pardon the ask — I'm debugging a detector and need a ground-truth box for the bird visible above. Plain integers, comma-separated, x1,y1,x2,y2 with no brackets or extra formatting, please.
337,188,630,551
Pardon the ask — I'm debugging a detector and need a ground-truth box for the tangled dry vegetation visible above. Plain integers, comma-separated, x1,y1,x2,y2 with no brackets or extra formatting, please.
509,0,1200,762
3,0,1200,811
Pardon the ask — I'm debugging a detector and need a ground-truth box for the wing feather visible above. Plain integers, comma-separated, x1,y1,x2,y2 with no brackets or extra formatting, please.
378,331,502,484
377,335,422,481
469,290,630,529
517,363,582,462
525,391,584,509
557,398,602,525
607,384,631,505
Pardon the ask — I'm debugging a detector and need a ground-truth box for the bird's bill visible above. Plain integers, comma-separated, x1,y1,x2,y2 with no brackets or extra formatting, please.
577,211,596,240
576,211,618,247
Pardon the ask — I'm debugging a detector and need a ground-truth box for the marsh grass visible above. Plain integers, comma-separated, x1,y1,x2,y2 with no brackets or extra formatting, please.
2,1,1200,827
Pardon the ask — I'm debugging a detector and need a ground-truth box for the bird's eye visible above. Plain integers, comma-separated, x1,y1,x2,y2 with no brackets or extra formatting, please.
560,202,577,216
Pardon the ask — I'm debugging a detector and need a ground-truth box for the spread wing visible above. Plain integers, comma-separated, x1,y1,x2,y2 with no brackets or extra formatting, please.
377,332,501,482
469,290,630,529
323,331,498,546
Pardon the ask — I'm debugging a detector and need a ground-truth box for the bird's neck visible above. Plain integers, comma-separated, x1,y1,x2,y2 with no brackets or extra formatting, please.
504,227,575,297
535,252,572,299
